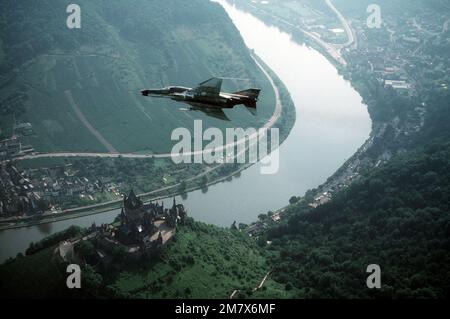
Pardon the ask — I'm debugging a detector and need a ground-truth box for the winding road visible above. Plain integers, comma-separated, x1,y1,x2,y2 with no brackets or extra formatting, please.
325,0,354,48
10,55,282,162
0,55,283,229
12,0,354,164
227,0,354,66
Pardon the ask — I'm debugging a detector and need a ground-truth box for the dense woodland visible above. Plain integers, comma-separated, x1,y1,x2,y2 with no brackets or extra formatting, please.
266,140,450,298
254,0,450,299
264,66,450,298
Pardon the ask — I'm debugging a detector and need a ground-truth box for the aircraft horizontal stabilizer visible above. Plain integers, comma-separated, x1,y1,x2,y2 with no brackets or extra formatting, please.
233,88,261,100
244,100,257,108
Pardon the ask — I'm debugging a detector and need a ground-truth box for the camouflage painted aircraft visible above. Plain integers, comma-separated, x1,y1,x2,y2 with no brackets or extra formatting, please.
141,77,260,120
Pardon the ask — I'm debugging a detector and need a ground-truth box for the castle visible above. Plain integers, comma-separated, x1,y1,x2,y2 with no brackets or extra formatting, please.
115,190,186,248
59,191,188,264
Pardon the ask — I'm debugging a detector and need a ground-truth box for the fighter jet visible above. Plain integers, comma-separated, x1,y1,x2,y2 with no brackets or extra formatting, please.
141,78,260,120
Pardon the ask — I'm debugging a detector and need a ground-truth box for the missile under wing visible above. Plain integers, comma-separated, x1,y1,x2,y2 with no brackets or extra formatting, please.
141,77,260,120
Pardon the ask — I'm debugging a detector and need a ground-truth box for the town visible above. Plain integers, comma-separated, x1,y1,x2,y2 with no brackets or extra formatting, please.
0,162,117,219
231,0,449,206
0,157,206,224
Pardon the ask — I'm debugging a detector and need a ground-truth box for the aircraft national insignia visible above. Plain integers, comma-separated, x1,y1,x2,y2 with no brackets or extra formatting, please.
141,77,260,121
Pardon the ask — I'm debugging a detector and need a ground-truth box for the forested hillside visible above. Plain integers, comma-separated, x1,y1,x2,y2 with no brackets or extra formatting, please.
0,219,287,299
264,56,450,298
250,0,450,299
266,141,450,298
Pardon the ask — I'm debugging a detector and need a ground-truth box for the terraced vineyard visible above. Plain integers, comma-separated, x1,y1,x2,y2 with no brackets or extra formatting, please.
0,0,282,154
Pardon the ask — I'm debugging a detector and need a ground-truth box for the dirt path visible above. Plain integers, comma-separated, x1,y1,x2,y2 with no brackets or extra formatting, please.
13,53,282,161
254,271,271,291
229,271,272,299
65,90,118,153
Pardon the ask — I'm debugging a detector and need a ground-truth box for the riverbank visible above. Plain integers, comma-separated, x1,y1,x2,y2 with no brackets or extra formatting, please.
0,53,295,231
0,3,370,263
0,162,251,231
222,0,379,205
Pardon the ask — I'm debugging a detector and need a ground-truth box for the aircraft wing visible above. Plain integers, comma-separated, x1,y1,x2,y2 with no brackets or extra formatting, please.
193,77,222,95
195,107,230,121
186,102,230,121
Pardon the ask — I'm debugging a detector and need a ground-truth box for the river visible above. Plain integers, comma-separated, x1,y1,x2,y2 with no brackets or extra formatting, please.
0,1,371,263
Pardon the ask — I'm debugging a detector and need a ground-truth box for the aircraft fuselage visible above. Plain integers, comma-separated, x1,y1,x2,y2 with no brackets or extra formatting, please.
142,86,257,109
141,78,260,110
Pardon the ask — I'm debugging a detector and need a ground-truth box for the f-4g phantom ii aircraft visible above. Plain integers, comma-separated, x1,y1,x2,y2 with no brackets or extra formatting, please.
141,77,260,120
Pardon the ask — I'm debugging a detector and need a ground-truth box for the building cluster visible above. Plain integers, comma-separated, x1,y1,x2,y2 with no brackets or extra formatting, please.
0,164,41,217
309,192,332,209
35,169,102,203
59,191,187,266
0,137,33,161
0,120,34,161
0,163,119,219
300,2,449,206
350,7,449,97
245,209,284,237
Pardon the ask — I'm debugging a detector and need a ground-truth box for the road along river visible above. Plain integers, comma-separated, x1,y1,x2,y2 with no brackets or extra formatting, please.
0,2,371,262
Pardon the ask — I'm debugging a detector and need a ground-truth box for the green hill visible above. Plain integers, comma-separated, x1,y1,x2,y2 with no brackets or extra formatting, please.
230,0,450,298
3,139,449,299
0,219,288,299
0,0,282,153
265,140,450,298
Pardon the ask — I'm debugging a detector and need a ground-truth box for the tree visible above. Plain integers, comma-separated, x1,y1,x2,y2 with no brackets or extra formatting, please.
82,264,103,296
112,245,127,262
257,236,267,247
289,196,299,205
258,213,268,222
179,180,187,192
77,240,95,259
37,198,49,213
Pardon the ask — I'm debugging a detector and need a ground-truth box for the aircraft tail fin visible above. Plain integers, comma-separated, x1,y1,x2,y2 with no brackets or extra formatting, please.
194,77,223,95
234,88,261,100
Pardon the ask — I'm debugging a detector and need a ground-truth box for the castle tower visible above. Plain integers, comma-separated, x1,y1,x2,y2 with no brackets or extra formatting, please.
124,190,142,211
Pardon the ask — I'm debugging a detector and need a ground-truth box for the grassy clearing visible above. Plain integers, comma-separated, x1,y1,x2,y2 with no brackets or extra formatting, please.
110,220,272,298
0,219,291,299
